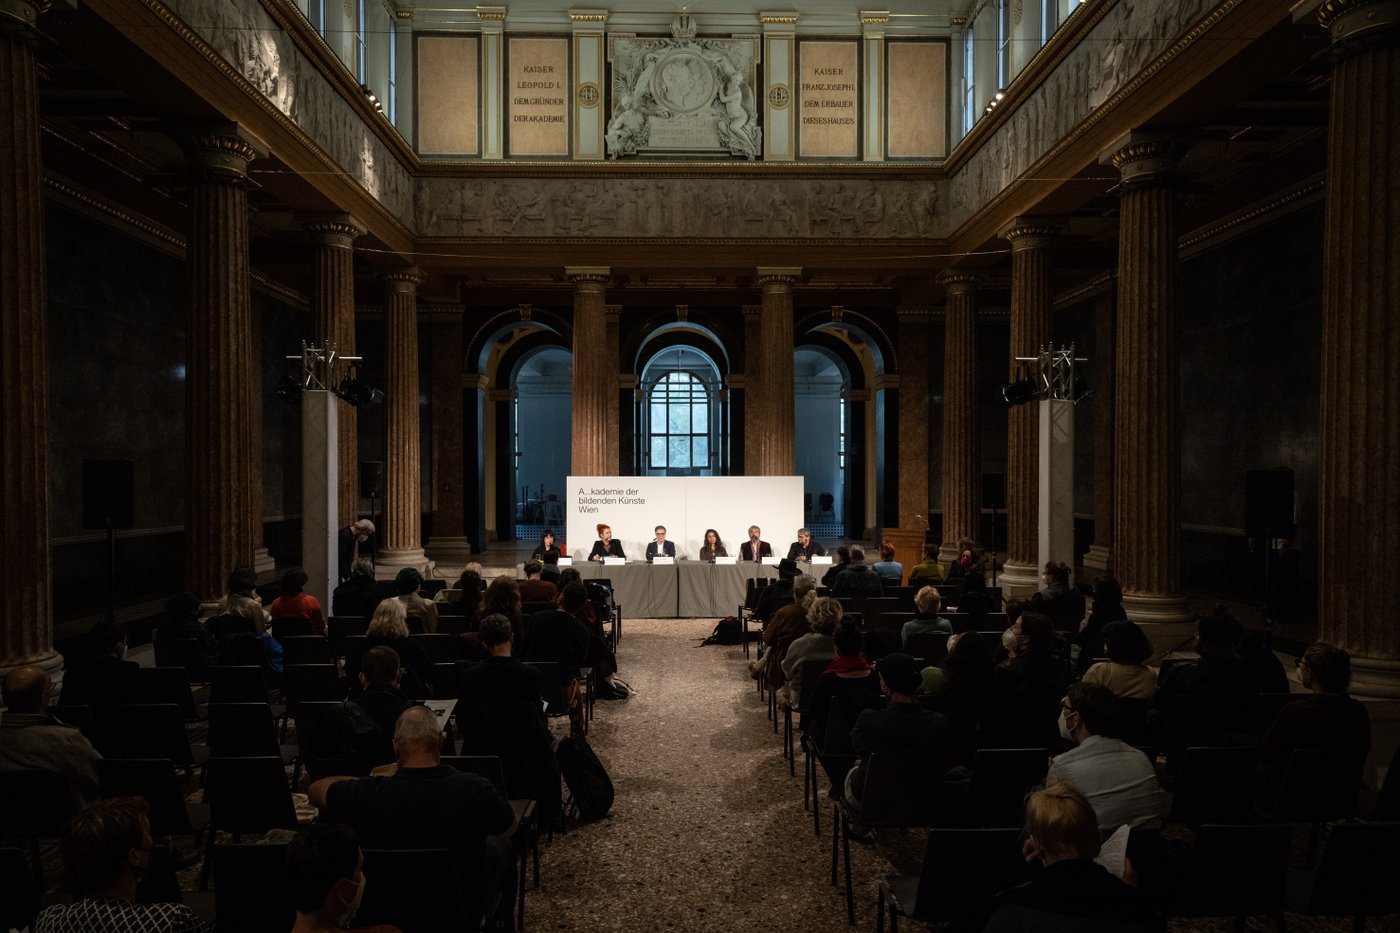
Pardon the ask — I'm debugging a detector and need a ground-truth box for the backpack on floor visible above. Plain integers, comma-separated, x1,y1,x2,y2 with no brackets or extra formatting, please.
556,735,614,822
701,615,743,646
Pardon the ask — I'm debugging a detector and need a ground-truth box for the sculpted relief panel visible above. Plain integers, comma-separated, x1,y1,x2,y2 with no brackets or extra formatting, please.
415,176,943,239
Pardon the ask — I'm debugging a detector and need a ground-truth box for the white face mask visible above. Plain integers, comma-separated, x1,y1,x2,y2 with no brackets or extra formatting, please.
1002,629,1017,652
1057,710,1073,741
338,875,365,927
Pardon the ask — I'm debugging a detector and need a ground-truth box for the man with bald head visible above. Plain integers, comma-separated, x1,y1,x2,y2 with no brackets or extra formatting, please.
1,665,102,805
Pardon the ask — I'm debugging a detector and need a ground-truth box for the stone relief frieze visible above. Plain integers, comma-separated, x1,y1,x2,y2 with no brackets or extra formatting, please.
166,0,413,221
415,177,942,239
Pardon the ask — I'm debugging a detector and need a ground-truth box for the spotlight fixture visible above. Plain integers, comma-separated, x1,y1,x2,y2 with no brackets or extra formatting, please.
274,368,302,404
1001,377,1039,407
361,84,383,114
336,365,385,408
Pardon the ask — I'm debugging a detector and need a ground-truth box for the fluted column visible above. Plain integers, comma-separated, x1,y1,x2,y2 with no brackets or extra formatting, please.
755,267,800,476
568,267,611,476
377,269,430,574
1317,0,1400,696
425,316,472,565
0,0,58,675
939,274,982,561
184,128,263,600
306,215,365,526
1000,220,1059,595
741,305,763,475
896,308,933,530
1082,287,1116,578
248,299,274,577
604,305,622,473
1103,136,1189,625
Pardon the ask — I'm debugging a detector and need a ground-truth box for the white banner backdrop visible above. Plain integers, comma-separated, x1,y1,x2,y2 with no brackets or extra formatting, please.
564,475,805,560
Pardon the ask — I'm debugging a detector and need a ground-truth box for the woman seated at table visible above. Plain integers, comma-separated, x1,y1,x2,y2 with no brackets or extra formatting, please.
588,523,626,561
699,528,728,561
533,529,561,565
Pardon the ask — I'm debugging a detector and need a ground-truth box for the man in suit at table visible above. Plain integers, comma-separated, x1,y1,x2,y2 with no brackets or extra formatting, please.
740,525,772,561
645,526,676,562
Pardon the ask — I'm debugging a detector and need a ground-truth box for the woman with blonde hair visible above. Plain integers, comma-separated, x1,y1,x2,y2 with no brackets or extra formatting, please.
344,597,433,699
779,595,842,706
752,573,819,687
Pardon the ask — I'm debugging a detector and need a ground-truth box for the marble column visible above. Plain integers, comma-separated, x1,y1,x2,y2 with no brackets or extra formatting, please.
425,317,472,566
1082,287,1116,578
741,305,763,475
755,267,800,476
306,215,365,527
184,128,263,601
1316,0,1400,696
896,308,933,531
999,220,1059,595
938,273,981,562
248,299,274,578
604,305,622,474
376,269,430,576
567,267,611,476
1102,136,1189,625
0,0,58,675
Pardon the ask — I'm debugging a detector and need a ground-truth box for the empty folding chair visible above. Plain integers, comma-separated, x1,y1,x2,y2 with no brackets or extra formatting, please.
136,666,200,720
97,758,209,839
208,665,271,705
1169,822,1290,931
410,632,457,664
0,770,77,892
1167,746,1258,823
109,704,207,775
877,827,1029,932
200,757,299,889
1286,820,1400,931
281,635,333,666
153,637,211,684
207,702,297,765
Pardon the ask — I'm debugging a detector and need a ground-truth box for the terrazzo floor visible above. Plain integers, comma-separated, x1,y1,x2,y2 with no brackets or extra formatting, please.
524,617,1399,933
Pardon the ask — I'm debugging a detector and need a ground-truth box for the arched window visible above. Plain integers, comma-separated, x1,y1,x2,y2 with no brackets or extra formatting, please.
647,370,710,472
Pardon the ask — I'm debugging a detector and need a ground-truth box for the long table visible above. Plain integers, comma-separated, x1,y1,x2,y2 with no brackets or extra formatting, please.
519,560,826,618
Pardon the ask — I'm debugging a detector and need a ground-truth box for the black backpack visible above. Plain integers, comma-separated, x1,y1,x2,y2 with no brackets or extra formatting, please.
701,616,743,646
556,735,614,822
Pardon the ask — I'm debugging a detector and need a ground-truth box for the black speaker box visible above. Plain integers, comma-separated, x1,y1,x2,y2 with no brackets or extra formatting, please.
83,459,135,530
360,460,385,498
1244,468,1294,537
981,473,1006,511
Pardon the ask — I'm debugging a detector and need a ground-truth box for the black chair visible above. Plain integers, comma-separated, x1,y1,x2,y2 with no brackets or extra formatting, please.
97,758,209,839
783,659,832,776
802,695,859,837
136,666,201,720
271,616,315,640
962,747,1049,827
1169,822,1290,931
862,597,901,631
200,756,299,889
528,661,581,736
884,586,917,610
1371,743,1400,820
281,634,333,666
280,663,346,733
1168,745,1259,823
50,703,102,751
0,847,40,933
903,631,950,668
432,661,465,700
357,848,477,933
833,754,943,923
212,840,293,932
873,611,915,634
421,579,448,597
0,770,77,891
1286,820,1400,931
109,703,208,775
455,700,562,838
411,632,457,663
208,665,272,705
877,827,1028,932
207,702,297,765
442,754,537,926
327,617,369,657
153,636,211,684
1258,746,1360,864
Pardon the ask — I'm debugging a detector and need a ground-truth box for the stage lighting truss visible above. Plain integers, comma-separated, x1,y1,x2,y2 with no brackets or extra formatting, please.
1001,344,1090,407
284,344,386,407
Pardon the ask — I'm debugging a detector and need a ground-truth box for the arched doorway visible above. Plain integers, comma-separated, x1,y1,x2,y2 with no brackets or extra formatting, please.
637,345,725,476
512,345,572,538
794,347,847,537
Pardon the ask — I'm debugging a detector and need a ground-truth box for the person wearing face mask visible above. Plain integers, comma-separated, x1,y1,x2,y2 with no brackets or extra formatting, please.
35,797,210,932
286,822,400,933
1047,683,1161,833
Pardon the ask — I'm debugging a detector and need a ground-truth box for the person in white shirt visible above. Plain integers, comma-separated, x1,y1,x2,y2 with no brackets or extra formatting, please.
1048,682,1162,832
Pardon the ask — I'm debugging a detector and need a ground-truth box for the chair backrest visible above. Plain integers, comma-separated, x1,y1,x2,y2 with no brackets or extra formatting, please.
862,597,901,629
942,612,969,632
1375,744,1400,821
1269,746,1359,822
968,747,1050,827
271,616,315,640
282,664,346,717
96,758,196,836
152,637,210,683
904,631,950,668
912,828,1029,922
208,665,269,704
136,666,199,720
853,754,943,828
0,770,77,838
327,617,369,657
212,842,294,933
203,756,298,834
527,661,567,715
0,846,40,932
885,586,917,610
1174,823,1290,918
985,613,1009,630
1295,821,1400,918
433,661,464,700
207,702,282,758
521,600,553,617
290,700,343,776
110,704,196,765
281,635,333,666
49,704,101,752
357,848,470,933
1168,746,1258,823
410,633,457,663
453,700,555,801
796,658,831,713
874,612,915,634
421,579,448,597
441,755,509,794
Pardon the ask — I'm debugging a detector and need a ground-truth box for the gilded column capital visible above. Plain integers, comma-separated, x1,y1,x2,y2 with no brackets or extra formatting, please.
1318,0,1400,42
565,265,610,291
182,127,266,183
383,267,425,293
938,271,982,295
1100,134,1187,187
1000,217,1062,249
303,214,367,248
755,266,802,291
477,5,507,25
742,304,763,318
604,304,623,318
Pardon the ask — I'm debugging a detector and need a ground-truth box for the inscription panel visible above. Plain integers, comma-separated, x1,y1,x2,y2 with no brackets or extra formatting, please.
418,35,479,156
888,42,948,159
799,41,858,159
509,37,570,157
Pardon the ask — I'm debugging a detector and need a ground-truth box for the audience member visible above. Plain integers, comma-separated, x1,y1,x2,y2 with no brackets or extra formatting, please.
1029,560,1086,635
1,665,102,806
906,543,947,587
923,631,995,766
871,541,904,586
844,653,949,803
946,538,979,580
901,587,953,646
310,706,517,932
1048,683,1162,832
1150,612,1254,774
344,599,433,701
780,595,842,706
459,614,543,706
982,780,1157,931
286,822,401,933
754,557,800,624
954,570,992,632
34,797,209,933
333,558,390,620
804,621,881,748
988,612,1070,747
822,546,851,587
1081,620,1157,700
1074,575,1127,675
1257,641,1370,803
57,620,139,714
208,568,282,679
522,582,592,715
353,646,418,738
317,646,412,770
153,593,218,666
391,568,438,634
338,519,376,582
831,545,883,599
552,568,628,698
751,574,819,687
270,569,327,635
517,561,557,604
478,576,525,647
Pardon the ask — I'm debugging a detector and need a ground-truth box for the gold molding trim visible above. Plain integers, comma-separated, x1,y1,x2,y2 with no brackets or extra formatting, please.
760,13,799,25
569,10,608,23
43,176,185,249
938,271,982,294
476,5,506,22
251,271,309,307
395,9,412,19
1052,272,1113,309
1178,178,1326,251
948,14,969,27
859,10,890,25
